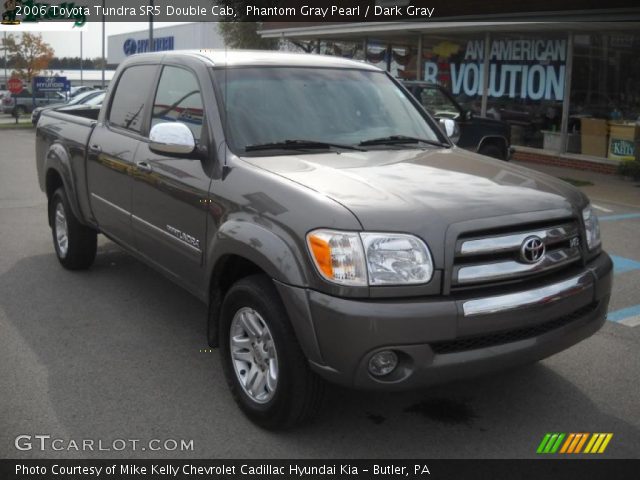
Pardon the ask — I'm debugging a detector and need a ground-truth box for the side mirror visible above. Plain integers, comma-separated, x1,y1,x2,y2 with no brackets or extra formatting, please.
439,118,460,144
465,110,473,121
149,122,195,156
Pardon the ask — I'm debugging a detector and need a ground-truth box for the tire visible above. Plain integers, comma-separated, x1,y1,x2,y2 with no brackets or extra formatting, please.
478,143,506,160
49,187,97,270
219,274,324,430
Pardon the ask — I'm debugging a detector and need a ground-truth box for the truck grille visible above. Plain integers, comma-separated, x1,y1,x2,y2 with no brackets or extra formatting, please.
430,301,599,354
452,220,582,287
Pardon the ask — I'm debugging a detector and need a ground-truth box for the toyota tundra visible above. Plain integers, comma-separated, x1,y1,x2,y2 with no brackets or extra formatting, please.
35,50,612,429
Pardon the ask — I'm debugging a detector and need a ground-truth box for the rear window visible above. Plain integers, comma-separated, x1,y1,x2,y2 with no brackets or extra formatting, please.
108,65,157,133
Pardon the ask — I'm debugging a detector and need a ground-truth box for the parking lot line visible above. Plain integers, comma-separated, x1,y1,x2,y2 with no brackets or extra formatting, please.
598,213,640,222
608,305,640,326
610,255,640,275
619,316,640,327
592,204,613,213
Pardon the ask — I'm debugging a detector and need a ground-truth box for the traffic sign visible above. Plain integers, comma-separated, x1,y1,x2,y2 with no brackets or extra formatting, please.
8,77,23,95
33,76,69,93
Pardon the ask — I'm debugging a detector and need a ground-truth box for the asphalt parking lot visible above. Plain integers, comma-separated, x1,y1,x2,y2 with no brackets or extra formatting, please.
1,127,639,459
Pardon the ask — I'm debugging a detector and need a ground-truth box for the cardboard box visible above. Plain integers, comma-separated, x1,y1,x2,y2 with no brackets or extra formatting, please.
608,123,639,161
580,118,608,157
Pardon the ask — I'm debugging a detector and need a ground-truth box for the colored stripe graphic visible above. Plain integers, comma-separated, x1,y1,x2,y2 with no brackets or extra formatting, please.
559,433,575,453
537,433,552,453
574,433,588,453
537,433,565,454
538,433,613,454
584,433,614,454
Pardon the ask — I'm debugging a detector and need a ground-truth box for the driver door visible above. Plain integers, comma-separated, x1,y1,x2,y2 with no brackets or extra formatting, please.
131,65,212,293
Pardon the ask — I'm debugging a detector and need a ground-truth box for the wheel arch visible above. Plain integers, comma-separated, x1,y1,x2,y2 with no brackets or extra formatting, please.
477,135,509,159
205,221,317,359
43,144,83,226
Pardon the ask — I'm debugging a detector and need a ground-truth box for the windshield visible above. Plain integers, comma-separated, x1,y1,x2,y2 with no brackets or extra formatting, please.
68,90,97,105
213,67,443,154
85,92,105,106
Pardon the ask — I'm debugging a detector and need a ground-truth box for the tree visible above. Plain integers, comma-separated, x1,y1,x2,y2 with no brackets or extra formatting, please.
218,22,279,50
2,33,54,83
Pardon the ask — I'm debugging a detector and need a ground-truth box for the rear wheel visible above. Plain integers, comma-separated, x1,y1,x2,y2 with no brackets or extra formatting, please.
49,187,97,270
219,274,324,429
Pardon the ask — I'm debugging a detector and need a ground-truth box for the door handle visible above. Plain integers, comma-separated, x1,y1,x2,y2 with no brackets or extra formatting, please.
136,161,152,173
89,144,102,154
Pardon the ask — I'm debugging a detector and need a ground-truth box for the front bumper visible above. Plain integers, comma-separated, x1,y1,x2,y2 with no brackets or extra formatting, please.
276,252,613,390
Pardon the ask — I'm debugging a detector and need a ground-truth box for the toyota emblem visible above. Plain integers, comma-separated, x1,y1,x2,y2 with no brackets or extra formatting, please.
520,236,545,264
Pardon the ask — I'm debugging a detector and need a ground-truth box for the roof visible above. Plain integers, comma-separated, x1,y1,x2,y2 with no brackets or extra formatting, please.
128,49,380,71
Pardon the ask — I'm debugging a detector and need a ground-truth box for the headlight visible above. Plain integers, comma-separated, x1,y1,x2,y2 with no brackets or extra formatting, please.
361,233,433,285
582,204,601,251
307,230,433,286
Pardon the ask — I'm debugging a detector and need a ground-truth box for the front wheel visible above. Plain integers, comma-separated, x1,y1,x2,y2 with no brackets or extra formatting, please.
49,187,97,270
219,275,324,429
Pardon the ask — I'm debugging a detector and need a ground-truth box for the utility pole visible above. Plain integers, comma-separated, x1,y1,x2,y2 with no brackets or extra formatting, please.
148,0,154,53
101,0,105,88
3,32,7,89
80,30,83,86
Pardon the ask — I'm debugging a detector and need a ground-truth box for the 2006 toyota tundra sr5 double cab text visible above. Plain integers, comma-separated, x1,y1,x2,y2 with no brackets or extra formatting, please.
36,50,612,429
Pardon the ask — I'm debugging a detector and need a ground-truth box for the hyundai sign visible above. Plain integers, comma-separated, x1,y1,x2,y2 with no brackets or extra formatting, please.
33,76,69,93
123,36,175,56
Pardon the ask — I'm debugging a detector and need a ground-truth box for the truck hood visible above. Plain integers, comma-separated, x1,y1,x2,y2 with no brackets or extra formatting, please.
241,148,585,265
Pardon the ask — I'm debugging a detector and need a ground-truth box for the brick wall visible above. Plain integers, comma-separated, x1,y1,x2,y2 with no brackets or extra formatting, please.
512,150,618,175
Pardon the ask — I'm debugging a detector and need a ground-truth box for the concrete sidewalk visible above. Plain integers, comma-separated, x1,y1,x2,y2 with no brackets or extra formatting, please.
513,160,640,209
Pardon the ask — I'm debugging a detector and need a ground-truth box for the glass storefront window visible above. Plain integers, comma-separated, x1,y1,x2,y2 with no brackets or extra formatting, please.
421,33,569,150
365,38,419,80
420,34,484,114
291,27,640,161
485,33,568,150
319,40,365,60
572,33,640,160
365,40,388,71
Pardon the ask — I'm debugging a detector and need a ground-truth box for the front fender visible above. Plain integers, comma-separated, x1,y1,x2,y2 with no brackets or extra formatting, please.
205,218,326,361
207,218,309,288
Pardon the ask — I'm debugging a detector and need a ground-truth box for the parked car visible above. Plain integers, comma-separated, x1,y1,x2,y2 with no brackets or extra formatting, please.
36,50,612,429
2,90,66,116
69,85,95,98
32,89,105,125
403,81,511,160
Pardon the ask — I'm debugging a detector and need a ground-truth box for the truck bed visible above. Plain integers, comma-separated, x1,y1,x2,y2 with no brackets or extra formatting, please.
35,109,98,226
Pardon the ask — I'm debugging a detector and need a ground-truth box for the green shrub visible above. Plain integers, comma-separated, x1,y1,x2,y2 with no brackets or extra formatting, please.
617,160,640,180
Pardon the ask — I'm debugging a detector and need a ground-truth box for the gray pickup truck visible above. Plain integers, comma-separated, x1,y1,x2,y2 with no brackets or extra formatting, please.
36,50,612,429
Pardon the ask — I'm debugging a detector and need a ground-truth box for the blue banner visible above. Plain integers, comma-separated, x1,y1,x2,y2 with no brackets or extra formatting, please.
33,76,69,93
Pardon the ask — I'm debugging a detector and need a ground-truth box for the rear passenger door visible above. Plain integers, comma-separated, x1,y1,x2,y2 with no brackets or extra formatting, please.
87,64,158,247
131,64,213,293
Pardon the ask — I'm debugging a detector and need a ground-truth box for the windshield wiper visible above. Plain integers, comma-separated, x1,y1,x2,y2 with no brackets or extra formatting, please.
245,139,365,152
359,135,449,148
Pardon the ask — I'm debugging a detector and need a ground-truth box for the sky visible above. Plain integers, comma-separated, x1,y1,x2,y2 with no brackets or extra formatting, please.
3,22,188,59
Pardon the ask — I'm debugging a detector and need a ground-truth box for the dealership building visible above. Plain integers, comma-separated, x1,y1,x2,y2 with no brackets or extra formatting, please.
107,23,224,65
260,13,640,171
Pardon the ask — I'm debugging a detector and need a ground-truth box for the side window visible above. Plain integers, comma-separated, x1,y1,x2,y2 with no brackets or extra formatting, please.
151,66,204,142
108,65,157,133
419,87,460,119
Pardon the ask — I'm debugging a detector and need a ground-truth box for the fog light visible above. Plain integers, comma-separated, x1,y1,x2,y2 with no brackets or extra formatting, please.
368,351,398,377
